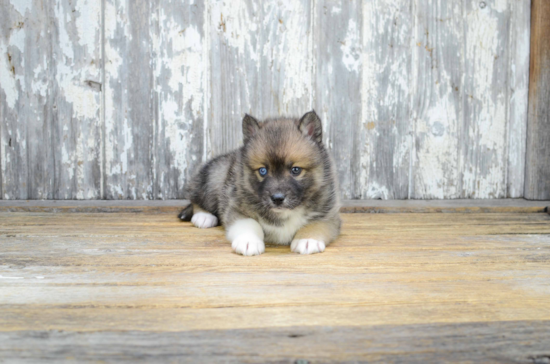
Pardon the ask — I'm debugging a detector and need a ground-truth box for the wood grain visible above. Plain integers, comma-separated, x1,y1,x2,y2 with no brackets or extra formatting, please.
0,211,549,361
411,0,531,199
0,0,538,200
525,0,550,200
1,321,549,363
153,0,206,199
462,0,513,199
0,1,54,199
103,0,156,199
314,1,362,199
0,199,548,214
52,0,103,199
361,0,413,199
209,0,312,157
507,0,531,198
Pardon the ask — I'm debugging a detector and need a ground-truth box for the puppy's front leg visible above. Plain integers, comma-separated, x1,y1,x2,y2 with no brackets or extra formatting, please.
291,217,341,255
226,218,265,256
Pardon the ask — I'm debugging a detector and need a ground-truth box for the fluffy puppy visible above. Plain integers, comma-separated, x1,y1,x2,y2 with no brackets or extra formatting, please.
179,110,341,256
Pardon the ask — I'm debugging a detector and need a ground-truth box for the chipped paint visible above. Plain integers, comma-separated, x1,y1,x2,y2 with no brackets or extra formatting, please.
340,19,360,73
0,40,18,109
11,0,32,16
263,0,312,110
0,0,533,200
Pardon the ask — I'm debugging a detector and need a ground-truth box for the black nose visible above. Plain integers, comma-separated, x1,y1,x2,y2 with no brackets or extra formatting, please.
270,193,285,206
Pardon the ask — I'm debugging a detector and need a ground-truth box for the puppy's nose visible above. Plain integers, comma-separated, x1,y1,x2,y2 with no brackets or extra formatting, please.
270,193,285,206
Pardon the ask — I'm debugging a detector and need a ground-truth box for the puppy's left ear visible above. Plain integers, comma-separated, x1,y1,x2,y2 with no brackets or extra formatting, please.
298,110,322,143
242,114,260,143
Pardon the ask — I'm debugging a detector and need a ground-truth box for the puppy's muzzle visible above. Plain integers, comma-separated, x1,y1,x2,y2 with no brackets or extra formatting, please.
270,193,285,206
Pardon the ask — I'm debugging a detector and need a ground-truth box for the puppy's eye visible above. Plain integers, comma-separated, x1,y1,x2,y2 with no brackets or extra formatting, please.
258,167,268,176
291,167,302,176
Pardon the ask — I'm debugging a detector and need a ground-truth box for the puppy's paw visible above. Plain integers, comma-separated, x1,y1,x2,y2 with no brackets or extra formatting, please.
191,212,218,229
291,239,325,255
232,234,265,256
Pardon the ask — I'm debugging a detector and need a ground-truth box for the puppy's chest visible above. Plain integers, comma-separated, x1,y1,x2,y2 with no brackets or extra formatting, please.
259,208,309,245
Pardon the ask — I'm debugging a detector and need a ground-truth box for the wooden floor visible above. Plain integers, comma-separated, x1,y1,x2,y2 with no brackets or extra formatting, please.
1,210,550,363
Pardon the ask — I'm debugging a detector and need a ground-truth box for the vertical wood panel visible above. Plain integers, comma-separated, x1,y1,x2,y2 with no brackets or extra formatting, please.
461,0,512,198
411,0,524,200
104,0,156,199
154,0,206,199
209,0,259,157
411,1,464,199
506,0,530,198
360,0,413,199
525,0,550,200
314,1,362,199
209,0,312,157
51,0,102,199
0,1,54,199
258,1,312,117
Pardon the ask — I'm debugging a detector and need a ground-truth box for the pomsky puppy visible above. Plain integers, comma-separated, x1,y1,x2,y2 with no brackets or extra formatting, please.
179,110,341,256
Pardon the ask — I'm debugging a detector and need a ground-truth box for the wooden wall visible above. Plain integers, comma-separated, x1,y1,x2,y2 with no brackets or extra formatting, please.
0,0,532,200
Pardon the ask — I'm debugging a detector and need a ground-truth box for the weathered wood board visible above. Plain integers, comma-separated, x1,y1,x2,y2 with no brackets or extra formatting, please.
1,322,550,363
0,211,549,361
0,0,534,200
0,198,548,214
525,0,550,200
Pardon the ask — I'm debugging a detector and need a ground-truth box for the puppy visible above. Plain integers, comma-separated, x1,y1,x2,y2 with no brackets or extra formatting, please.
179,110,341,256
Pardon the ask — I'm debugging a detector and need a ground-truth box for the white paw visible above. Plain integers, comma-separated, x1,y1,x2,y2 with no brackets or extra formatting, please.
232,234,265,256
191,212,218,229
291,239,325,255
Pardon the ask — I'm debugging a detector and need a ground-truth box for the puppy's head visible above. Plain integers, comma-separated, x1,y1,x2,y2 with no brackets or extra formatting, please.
242,111,325,211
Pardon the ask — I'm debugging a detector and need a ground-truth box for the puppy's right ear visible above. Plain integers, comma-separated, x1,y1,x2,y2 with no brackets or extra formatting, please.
242,114,260,143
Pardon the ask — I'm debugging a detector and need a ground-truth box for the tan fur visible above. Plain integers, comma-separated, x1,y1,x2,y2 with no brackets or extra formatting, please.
293,219,340,243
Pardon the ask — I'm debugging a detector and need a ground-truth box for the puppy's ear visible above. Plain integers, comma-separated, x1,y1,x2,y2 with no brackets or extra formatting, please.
298,110,322,143
242,114,260,143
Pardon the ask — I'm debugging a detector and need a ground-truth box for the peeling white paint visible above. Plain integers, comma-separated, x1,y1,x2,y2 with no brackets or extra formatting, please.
0,0,532,200
211,0,258,61
492,0,508,13
75,0,101,54
11,0,32,16
263,0,312,108
415,96,460,199
341,19,360,73
0,41,18,109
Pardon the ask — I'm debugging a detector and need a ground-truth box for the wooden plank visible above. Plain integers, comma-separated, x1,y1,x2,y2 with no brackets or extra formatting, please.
208,0,312,157
104,0,156,199
507,0,531,198
525,0,550,200
360,0,413,199
0,211,550,362
257,1,312,117
153,0,206,199
208,0,257,156
461,0,514,198
411,1,527,200
0,1,55,199
1,321,548,363
314,1,362,199
0,199,549,214
51,0,102,199
410,0,463,199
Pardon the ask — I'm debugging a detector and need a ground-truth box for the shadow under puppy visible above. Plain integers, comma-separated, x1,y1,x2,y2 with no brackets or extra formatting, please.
179,110,341,256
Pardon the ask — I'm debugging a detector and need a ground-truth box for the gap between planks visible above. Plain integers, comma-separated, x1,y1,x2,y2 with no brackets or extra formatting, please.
0,199,548,214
